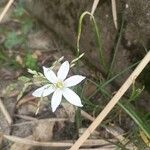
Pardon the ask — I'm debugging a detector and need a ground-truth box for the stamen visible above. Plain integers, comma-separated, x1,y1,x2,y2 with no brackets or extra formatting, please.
55,81,64,89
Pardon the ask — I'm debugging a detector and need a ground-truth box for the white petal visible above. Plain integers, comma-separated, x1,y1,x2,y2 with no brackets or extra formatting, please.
51,89,62,112
64,75,85,87
57,61,69,80
32,84,55,97
43,66,58,83
63,88,83,107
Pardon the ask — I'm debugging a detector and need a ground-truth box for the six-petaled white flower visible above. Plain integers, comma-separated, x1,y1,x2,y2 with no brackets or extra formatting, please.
32,61,85,112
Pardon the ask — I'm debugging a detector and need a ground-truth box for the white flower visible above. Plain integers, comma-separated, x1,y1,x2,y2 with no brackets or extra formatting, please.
32,61,85,112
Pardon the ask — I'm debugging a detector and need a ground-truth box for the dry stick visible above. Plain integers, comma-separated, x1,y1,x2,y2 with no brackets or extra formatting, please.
91,0,100,16
0,98,13,124
111,0,118,29
0,0,14,22
15,114,38,121
70,51,150,150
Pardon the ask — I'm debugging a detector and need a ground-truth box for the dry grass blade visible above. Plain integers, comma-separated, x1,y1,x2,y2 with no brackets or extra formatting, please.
4,134,116,148
10,135,33,150
106,126,137,149
67,146,116,150
12,118,68,126
111,0,118,29
0,98,12,124
69,51,150,150
0,0,14,23
105,126,127,144
91,0,100,16
4,135,72,147
16,96,36,108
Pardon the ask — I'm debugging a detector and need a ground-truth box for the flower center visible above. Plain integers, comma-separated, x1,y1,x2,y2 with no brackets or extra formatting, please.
55,81,64,89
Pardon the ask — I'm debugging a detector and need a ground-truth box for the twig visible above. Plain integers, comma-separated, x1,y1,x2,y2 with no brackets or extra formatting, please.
0,0,14,23
81,110,95,122
0,98,13,124
16,96,36,108
15,114,38,121
91,0,100,16
69,51,150,150
111,0,118,29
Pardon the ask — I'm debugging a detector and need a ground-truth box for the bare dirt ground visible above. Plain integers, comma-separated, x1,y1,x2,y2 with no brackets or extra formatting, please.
0,1,150,149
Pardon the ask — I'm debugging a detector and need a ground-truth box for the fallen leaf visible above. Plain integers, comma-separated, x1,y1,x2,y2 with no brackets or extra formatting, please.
33,120,55,142
10,119,55,150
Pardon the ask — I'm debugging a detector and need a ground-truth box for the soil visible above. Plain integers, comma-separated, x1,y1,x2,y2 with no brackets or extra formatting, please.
24,0,150,109
0,1,150,149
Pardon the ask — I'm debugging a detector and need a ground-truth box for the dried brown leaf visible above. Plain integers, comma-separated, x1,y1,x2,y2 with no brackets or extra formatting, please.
33,120,55,142
10,118,55,150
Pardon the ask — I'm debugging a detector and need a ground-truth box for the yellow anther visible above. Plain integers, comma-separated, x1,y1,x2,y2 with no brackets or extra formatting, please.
55,81,64,89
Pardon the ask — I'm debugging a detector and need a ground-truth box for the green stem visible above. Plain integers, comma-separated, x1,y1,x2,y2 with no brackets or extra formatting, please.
75,11,106,136
107,18,124,79
99,87,150,140
75,108,81,137
89,61,139,99
77,11,106,70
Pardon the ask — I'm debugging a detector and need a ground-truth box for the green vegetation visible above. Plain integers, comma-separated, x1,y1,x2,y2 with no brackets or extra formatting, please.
0,1,37,70
77,11,150,148
1,1,149,149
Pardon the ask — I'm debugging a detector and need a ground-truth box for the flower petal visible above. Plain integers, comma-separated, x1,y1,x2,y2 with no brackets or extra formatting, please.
63,88,83,107
32,84,55,97
57,61,69,80
64,75,85,87
43,66,58,83
51,89,62,112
